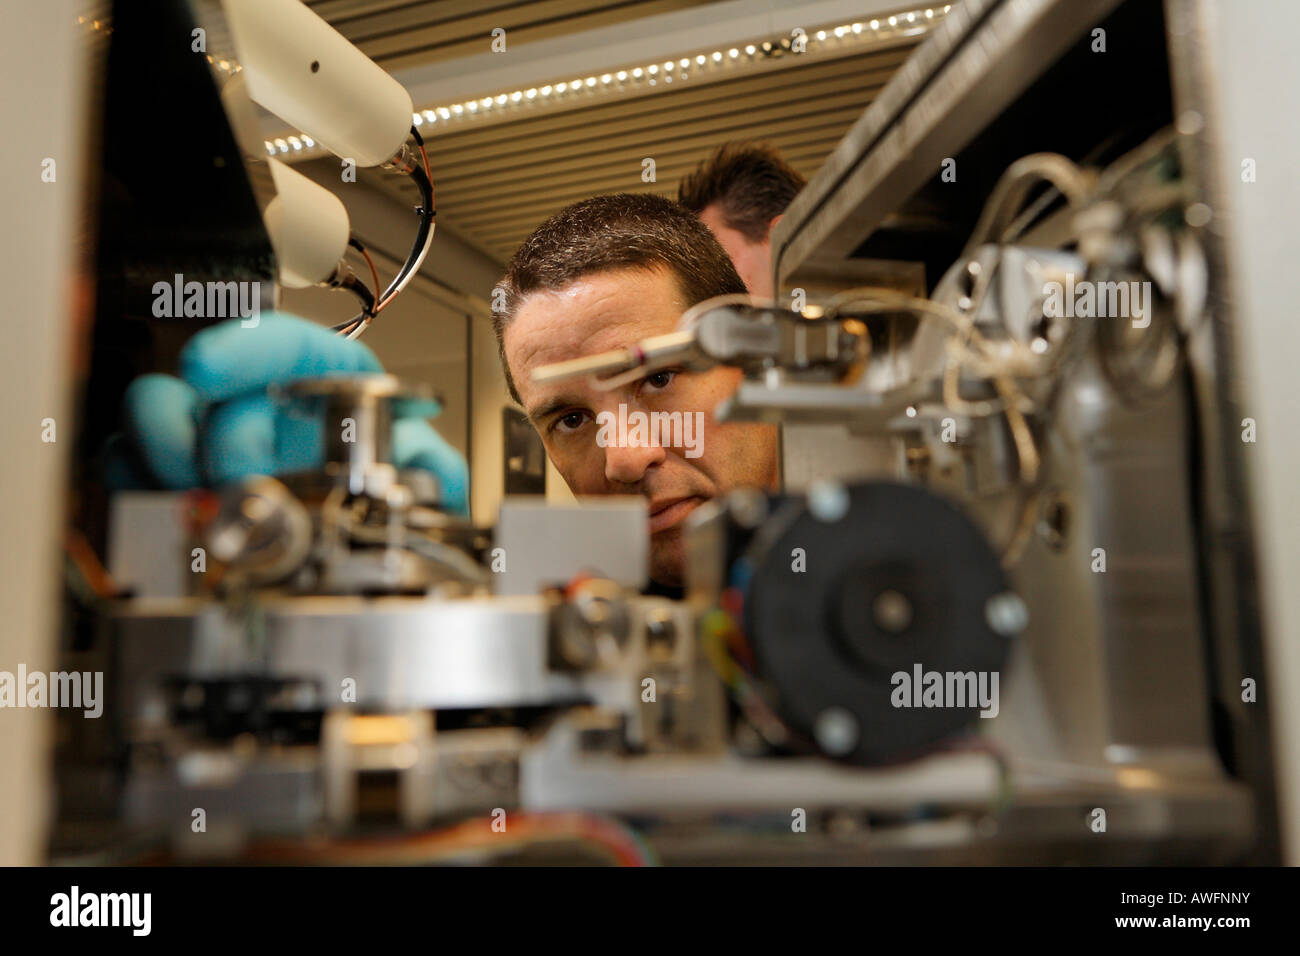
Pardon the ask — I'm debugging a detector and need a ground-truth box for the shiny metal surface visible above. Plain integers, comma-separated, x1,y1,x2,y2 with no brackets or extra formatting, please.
115,596,575,711
112,593,689,712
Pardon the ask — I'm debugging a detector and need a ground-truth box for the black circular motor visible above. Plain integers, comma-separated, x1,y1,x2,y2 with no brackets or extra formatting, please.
738,481,1019,765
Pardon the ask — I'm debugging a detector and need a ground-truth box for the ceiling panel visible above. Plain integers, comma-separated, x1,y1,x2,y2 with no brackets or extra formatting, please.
379,46,919,259
293,1,931,262
308,0,720,71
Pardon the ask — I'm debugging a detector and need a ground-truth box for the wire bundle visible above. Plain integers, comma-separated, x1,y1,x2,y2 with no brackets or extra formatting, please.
333,127,437,340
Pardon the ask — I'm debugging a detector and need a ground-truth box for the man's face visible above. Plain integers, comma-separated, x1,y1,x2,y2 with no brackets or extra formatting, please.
504,266,780,586
698,204,774,300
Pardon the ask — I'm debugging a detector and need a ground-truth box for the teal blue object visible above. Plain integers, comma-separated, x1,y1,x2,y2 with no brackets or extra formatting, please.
114,313,468,514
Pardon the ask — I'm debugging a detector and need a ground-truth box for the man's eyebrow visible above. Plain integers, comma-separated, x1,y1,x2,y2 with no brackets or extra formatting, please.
527,394,585,425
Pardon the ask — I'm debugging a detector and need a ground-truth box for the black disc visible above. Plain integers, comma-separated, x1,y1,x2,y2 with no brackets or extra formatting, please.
742,481,1013,764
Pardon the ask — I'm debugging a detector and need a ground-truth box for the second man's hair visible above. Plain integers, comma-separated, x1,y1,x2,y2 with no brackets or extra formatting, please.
677,142,807,243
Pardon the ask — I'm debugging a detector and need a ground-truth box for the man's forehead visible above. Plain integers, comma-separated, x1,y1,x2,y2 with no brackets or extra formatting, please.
515,295,654,361
506,268,684,408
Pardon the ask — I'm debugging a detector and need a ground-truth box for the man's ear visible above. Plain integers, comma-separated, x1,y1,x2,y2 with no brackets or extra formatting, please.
765,214,783,242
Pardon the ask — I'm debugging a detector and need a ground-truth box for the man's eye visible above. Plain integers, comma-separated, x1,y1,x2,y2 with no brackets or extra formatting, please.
643,369,677,391
554,411,589,433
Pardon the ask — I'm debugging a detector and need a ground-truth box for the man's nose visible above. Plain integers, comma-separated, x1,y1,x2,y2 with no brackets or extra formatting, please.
604,439,666,485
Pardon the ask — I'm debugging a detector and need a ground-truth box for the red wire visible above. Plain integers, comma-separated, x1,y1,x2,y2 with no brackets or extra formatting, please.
368,142,433,319
235,812,649,866
337,136,434,333
418,140,433,188
357,244,380,313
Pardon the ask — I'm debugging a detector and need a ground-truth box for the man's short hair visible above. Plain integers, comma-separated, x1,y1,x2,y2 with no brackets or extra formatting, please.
677,142,807,243
492,192,745,404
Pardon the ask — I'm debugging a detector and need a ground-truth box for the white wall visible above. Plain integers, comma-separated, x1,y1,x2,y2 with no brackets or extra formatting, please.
0,0,87,865
1205,0,1300,864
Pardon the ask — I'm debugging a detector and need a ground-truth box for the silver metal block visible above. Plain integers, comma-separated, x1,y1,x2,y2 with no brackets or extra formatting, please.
493,496,648,596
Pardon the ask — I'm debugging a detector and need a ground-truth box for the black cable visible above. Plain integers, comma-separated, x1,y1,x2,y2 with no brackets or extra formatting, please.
375,162,434,310
330,238,378,333
332,127,436,336
335,273,374,322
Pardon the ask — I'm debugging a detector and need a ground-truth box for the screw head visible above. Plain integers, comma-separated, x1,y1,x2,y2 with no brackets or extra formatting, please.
985,592,1028,636
814,707,859,756
808,481,850,523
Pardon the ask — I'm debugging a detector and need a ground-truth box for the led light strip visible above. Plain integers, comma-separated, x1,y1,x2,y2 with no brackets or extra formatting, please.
258,5,952,157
